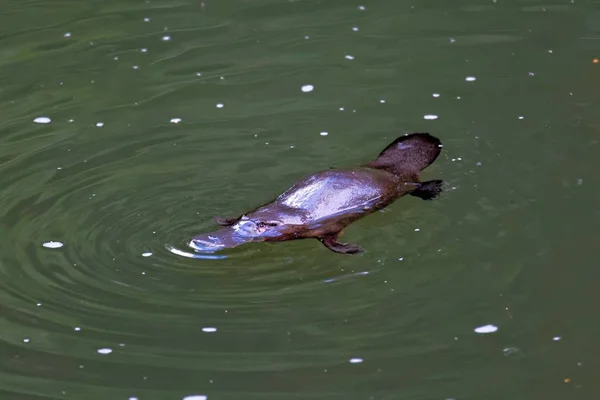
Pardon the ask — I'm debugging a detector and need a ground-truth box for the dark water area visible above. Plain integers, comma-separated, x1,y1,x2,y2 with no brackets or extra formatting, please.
1,0,599,399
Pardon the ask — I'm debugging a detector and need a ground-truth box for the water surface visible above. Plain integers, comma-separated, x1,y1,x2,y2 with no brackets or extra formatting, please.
1,0,599,399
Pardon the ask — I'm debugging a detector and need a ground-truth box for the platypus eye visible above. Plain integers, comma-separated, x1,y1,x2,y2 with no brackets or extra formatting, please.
257,221,279,228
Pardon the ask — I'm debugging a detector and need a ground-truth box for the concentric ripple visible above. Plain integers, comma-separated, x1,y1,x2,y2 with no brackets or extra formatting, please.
0,112,456,399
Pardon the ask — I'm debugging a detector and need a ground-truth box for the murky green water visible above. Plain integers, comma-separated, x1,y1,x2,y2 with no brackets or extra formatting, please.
1,0,599,399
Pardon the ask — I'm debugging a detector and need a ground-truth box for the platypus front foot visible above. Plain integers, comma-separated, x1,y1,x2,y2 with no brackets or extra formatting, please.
320,236,363,255
214,216,240,226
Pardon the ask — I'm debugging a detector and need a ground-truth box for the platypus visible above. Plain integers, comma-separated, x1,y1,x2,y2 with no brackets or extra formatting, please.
190,132,443,255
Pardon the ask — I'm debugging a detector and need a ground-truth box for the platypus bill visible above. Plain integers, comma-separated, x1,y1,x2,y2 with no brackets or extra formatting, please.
190,132,443,255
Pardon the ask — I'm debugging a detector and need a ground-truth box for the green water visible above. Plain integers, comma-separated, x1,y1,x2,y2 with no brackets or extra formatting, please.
1,0,599,399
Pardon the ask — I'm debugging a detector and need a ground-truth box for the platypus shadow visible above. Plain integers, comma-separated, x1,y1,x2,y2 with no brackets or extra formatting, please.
190,132,443,255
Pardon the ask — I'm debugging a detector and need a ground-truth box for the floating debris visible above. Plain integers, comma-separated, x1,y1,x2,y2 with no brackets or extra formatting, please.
474,324,498,334
43,241,64,249
301,84,314,93
34,117,51,124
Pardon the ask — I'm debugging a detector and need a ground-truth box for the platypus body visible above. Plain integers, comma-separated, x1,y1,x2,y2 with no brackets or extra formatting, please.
190,132,443,255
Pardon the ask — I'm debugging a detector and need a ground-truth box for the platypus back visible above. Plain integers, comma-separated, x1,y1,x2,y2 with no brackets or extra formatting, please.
366,133,442,179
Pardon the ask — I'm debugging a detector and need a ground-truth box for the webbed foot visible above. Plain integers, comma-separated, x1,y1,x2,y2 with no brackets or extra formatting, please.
320,235,363,254
410,179,444,201
214,216,240,226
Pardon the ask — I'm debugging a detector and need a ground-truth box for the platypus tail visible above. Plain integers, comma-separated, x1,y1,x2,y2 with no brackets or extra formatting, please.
366,133,442,179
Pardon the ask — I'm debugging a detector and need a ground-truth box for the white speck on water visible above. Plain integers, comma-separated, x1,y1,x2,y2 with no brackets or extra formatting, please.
320,132,328,136
424,114,438,120
352,26,359,32
74,327,81,332
43,241,63,249
380,99,386,104
553,336,562,341
182,396,207,400
132,65,139,70
577,178,583,185
36,303,42,307
196,72,202,77
23,338,30,343
142,252,153,257
345,55,355,60
216,103,224,108
414,228,420,232
465,76,476,82
349,357,363,364
518,116,524,120
456,96,461,100
358,5,366,11
97,348,113,355
398,257,404,261
339,107,344,111
68,119,74,123
474,324,498,334
162,35,171,41
129,397,138,400
144,17,150,22
301,84,314,93
449,37,456,43
202,327,217,333
64,32,72,38
529,72,535,76
96,122,104,127
503,347,519,356
433,93,440,98
141,48,148,53
548,49,553,54
476,162,482,166
305,35,310,40
170,118,182,124
34,117,51,124
114,56,119,61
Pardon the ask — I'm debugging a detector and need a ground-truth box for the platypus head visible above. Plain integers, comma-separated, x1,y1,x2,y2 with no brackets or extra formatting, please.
189,217,286,253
